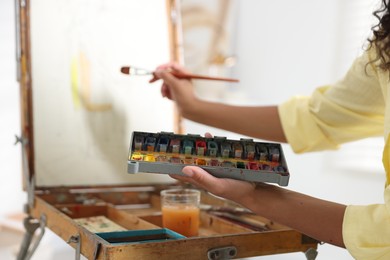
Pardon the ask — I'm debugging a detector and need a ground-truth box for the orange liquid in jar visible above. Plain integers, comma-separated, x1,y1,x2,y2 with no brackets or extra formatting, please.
162,205,200,237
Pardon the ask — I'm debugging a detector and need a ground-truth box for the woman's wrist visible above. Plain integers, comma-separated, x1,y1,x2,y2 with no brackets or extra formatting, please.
180,97,204,119
226,182,260,209
239,183,286,216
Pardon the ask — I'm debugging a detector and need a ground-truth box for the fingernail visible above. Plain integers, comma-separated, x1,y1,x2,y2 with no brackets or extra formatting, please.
182,167,194,177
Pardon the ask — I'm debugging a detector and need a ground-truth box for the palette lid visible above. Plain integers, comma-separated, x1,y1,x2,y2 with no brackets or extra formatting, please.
18,0,180,188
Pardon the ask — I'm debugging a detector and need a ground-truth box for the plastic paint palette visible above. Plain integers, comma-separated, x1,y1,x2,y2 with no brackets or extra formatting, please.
127,131,290,186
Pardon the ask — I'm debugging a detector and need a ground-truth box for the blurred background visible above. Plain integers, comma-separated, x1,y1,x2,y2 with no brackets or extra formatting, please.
0,0,383,259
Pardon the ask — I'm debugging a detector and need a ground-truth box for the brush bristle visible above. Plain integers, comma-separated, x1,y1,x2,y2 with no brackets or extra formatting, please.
121,66,130,74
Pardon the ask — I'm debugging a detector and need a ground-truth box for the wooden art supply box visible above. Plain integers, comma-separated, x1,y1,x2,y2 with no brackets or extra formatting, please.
15,0,319,259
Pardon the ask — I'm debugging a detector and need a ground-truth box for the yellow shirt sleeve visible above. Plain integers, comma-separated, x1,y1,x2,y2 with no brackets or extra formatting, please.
278,50,384,153
343,186,390,259
278,49,390,259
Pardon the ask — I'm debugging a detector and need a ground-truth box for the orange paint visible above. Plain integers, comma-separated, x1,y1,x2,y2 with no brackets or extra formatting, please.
196,158,206,165
162,205,200,237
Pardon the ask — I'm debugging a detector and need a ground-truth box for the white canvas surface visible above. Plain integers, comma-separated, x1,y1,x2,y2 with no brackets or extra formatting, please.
30,0,175,186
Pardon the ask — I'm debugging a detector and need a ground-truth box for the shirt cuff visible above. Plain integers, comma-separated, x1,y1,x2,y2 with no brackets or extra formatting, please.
278,96,339,153
343,188,390,259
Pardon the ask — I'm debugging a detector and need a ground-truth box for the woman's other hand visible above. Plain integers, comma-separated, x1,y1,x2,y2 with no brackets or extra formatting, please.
169,166,256,204
169,132,256,203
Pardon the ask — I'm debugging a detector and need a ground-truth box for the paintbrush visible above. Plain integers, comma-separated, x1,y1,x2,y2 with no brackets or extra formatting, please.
200,204,253,215
209,211,269,231
120,66,239,83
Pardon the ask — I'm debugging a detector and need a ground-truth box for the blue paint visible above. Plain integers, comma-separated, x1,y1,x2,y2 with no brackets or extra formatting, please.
96,228,186,244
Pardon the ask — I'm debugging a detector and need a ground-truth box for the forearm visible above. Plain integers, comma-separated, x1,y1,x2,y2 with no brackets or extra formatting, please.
182,100,287,143
240,184,346,247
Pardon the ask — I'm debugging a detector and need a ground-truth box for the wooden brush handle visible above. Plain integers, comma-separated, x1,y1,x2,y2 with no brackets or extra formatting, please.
149,71,239,83
170,71,239,83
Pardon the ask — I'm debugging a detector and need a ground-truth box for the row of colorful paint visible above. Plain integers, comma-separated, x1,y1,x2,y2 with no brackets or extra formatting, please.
129,152,286,173
131,133,281,162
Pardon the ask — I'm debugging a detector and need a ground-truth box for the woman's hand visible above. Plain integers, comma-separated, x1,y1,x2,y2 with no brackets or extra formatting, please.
169,132,256,204
169,166,256,204
150,62,198,116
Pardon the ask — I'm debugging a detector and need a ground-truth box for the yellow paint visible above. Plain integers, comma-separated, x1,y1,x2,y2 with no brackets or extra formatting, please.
70,51,112,112
144,154,156,162
71,57,81,109
131,152,144,161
